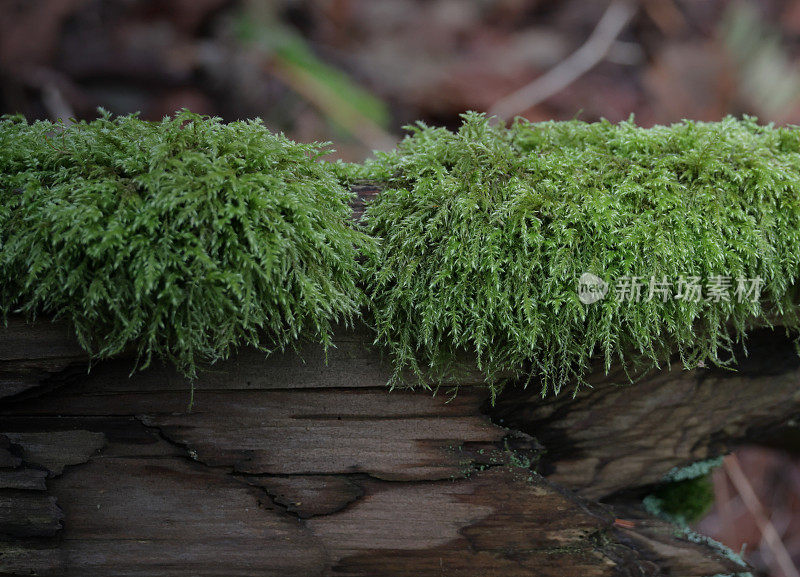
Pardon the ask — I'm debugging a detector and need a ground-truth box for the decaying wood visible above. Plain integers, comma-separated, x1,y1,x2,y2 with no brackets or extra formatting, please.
0,315,771,576
0,316,87,401
247,475,364,518
0,468,47,491
0,425,104,573
0,492,62,538
491,327,800,500
349,182,381,220
3,431,105,476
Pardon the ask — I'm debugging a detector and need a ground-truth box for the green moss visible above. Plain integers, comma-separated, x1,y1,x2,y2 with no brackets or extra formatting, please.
644,458,722,527
3,110,800,393
642,488,751,575
361,112,800,394
0,111,369,376
645,475,715,524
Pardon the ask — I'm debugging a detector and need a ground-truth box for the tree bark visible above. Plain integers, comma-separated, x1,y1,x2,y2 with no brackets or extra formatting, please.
1,314,791,576
491,328,800,501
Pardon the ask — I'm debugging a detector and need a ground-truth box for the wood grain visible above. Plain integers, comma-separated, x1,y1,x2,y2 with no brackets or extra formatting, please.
492,328,800,499
0,317,87,400
0,314,772,576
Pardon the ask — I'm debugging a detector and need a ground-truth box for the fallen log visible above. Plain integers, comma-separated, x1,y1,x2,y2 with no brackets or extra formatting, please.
2,314,791,576
4,114,798,576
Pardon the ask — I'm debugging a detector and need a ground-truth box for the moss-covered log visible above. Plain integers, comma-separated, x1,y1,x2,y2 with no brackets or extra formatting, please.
5,112,800,575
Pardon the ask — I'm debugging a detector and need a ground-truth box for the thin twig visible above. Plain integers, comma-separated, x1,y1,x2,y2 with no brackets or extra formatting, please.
724,455,800,577
41,84,75,125
712,468,734,543
22,67,76,125
489,0,637,119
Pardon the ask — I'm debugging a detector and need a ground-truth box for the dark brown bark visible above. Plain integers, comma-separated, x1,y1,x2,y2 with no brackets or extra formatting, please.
0,314,779,576
491,327,800,500
0,317,87,401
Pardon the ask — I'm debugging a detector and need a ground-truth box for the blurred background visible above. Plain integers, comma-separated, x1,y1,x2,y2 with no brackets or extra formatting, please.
3,0,800,574
7,0,800,158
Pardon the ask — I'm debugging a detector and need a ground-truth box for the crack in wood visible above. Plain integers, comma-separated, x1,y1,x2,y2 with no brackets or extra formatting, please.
0,317,772,576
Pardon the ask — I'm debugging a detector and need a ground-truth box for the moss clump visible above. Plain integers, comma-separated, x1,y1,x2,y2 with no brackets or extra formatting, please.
645,475,716,524
361,112,800,394
644,457,722,526
3,110,800,393
0,111,368,376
